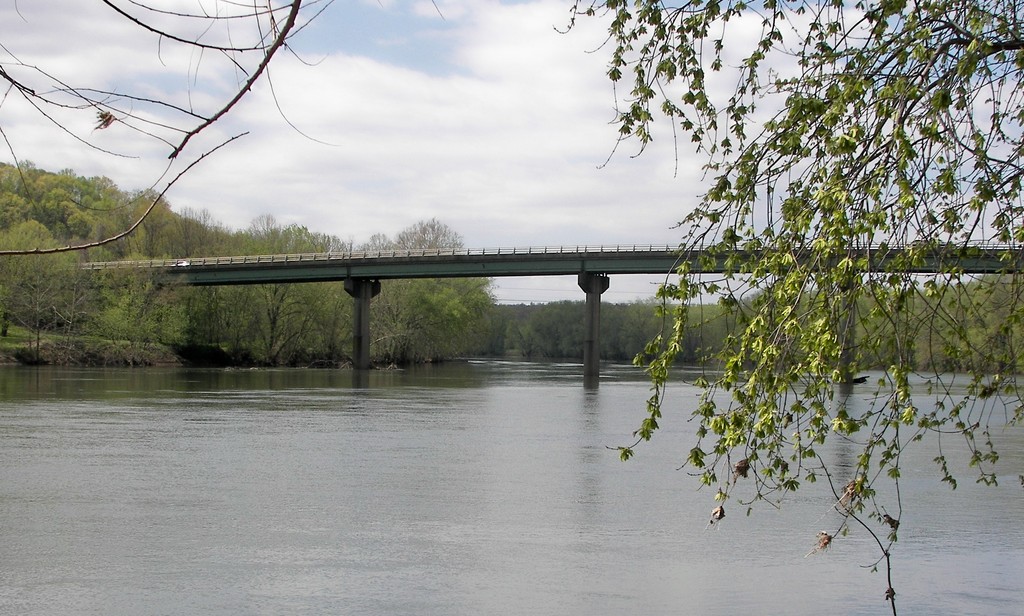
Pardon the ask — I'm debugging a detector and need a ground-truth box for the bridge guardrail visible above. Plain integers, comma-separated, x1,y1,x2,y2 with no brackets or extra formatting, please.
81,244,682,270
80,241,1019,272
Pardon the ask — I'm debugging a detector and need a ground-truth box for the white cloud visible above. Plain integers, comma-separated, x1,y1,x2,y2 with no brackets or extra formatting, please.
1,0,703,302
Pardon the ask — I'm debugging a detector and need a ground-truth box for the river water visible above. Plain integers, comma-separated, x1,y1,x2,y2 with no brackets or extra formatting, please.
1,361,1022,615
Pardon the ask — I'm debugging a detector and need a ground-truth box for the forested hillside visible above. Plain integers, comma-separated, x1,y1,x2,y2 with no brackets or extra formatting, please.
0,164,499,366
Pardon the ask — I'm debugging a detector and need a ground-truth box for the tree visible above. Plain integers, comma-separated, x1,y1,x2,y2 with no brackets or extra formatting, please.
573,0,1024,609
165,207,234,259
519,301,586,358
364,220,493,364
91,268,186,355
235,215,346,365
1,1,306,255
393,218,466,251
0,221,86,362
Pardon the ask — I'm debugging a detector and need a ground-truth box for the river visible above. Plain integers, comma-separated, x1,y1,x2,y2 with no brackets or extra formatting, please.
1,361,1022,615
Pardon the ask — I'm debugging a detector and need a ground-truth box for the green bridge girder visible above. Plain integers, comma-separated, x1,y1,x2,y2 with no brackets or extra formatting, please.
94,246,687,285
82,243,1022,285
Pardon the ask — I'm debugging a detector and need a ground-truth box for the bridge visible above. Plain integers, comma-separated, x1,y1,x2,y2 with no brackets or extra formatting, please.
83,243,1019,378
85,245,685,378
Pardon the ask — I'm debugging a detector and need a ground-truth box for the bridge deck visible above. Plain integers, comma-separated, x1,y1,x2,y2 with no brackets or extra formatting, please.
83,245,687,285
81,243,1021,286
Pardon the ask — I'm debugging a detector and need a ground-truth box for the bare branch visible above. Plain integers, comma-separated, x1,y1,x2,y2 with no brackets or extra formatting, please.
168,0,303,159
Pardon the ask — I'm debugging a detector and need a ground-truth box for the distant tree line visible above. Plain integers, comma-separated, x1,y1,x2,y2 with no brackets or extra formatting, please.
473,301,729,363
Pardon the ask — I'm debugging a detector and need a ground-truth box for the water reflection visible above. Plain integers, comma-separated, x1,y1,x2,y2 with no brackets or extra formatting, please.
0,362,1021,616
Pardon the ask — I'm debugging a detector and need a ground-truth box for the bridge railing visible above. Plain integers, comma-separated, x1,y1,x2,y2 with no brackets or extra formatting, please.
79,241,1019,271
81,244,682,270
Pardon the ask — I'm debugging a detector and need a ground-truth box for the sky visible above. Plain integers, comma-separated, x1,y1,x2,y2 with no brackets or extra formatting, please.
0,0,707,303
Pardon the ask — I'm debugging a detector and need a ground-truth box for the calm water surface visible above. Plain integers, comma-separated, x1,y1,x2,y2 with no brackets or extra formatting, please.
1,361,1022,615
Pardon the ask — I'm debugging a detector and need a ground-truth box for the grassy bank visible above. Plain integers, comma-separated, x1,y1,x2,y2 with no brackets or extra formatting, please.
0,326,183,367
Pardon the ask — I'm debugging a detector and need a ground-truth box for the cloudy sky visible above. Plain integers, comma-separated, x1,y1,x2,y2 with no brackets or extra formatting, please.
1,1,706,302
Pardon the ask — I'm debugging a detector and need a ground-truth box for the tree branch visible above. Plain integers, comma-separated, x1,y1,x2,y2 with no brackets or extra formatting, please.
168,0,303,159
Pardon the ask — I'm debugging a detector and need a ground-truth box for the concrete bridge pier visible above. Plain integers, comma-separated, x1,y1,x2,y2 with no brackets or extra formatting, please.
578,272,610,381
344,278,381,370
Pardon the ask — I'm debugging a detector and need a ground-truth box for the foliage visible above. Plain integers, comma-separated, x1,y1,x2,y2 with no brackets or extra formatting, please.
363,219,494,364
574,0,1024,607
0,220,87,362
477,300,672,361
0,165,493,367
517,301,587,358
89,269,186,350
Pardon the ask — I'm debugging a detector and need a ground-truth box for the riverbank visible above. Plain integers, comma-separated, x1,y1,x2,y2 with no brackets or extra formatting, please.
0,337,183,367
0,329,358,368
